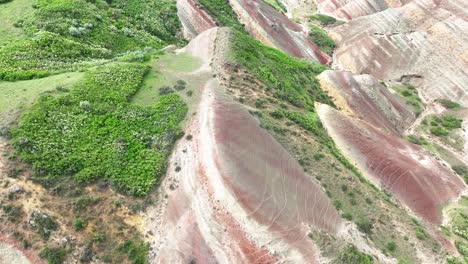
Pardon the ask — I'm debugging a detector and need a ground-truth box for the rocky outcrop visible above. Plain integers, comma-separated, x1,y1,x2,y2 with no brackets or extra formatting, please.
331,0,468,105
229,0,330,64
177,0,216,39
317,103,466,225
318,70,414,134
314,0,409,20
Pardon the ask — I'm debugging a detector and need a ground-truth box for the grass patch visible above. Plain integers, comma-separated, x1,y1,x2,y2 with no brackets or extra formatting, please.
117,238,150,264
39,246,66,264
308,25,335,54
198,0,245,32
437,99,461,110
424,115,463,137
0,0,182,80
12,63,187,196
263,0,287,13
230,30,331,109
336,244,373,264
309,14,337,26
391,83,423,116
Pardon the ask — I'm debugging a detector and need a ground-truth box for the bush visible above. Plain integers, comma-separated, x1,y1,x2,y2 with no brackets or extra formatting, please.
437,99,461,109
430,126,449,136
270,110,284,119
74,219,85,231
356,217,373,235
159,86,174,95
29,210,58,240
310,14,337,26
174,80,187,91
198,0,245,32
308,25,335,54
230,30,331,109
386,241,397,252
39,247,66,264
118,239,149,264
336,244,373,264
13,64,187,196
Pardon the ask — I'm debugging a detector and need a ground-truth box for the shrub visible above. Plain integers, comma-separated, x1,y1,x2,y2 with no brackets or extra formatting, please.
342,212,353,220
437,99,461,109
174,80,187,91
118,239,149,264
308,25,335,54
336,244,373,264
386,241,397,252
356,217,373,235
198,0,245,32
230,30,331,109
309,14,337,26
438,115,462,129
74,219,85,231
29,210,58,240
159,86,174,95
313,153,324,161
12,64,187,196
270,110,284,119
39,247,66,264
415,226,428,240
430,127,448,136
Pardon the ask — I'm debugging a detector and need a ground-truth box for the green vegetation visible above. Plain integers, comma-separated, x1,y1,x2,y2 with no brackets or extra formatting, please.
452,165,468,183
393,83,423,116
336,245,373,264
230,30,331,109
424,115,463,137
263,0,287,13
451,212,467,240
310,14,337,26
30,210,58,240
12,64,187,196
198,0,245,32
386,241,397,252
74,219,85,231
356,217,373,235
118,238,150,264
406,135,428,145
437,99,461,109
1,204,23,222
0,0,181,80
39,246,66,264
308,25,335,54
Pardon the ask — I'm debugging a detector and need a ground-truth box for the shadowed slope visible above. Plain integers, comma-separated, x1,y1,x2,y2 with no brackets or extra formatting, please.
317,104,466,224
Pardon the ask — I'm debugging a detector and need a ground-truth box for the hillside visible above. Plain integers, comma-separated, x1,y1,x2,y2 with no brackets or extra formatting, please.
0,0,466,264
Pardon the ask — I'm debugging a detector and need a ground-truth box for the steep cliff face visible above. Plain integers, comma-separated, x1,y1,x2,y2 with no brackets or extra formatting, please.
331,0,468,105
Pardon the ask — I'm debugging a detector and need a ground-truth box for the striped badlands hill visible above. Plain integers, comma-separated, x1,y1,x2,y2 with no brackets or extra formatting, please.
177,0,216,39
331,0,468,105
230,0,330,64
317,103,466,225
318,70,415,134
147,28,341,263
314,0,410,20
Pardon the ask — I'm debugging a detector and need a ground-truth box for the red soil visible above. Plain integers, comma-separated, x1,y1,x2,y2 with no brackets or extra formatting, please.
319,70,414,134
230,0,330,64
318,104,466,225
151,80,340,263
